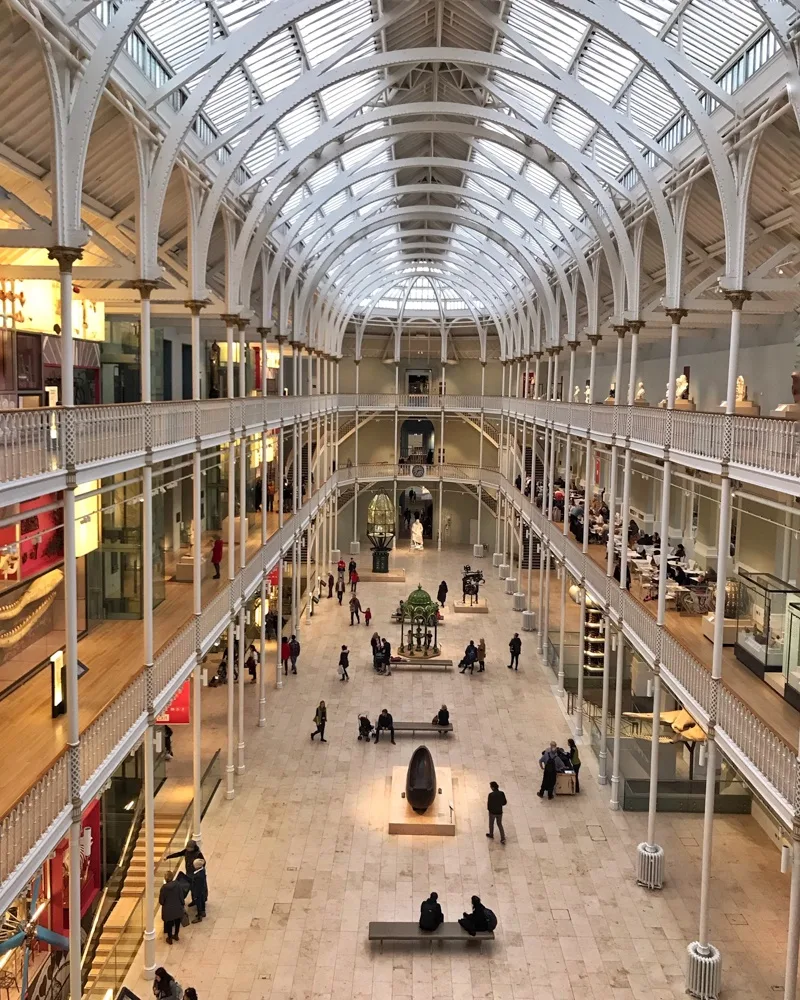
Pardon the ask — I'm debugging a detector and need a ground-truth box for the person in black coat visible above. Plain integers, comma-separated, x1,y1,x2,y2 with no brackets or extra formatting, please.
458,896,493,936
190,858,208,921
419,892,444,931
166,839,204,877
436,581,448,607
374,708,395,743
435,705,449,727
158,871,187,944
508,633,522,670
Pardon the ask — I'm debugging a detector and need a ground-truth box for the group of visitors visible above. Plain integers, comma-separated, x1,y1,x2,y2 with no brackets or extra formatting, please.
458,638,486,673
418,893,498,937
210,639,259,686
538,739,581,799
356,708,397,743
158,840,208,945
280,634,301,675
370,632,392,673
153,968,199,1000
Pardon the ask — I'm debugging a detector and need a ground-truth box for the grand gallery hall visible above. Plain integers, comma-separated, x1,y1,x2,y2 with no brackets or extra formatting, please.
2,1,800,1000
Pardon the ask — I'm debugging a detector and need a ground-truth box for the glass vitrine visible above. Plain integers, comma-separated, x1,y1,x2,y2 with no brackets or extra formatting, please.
734,571,798,679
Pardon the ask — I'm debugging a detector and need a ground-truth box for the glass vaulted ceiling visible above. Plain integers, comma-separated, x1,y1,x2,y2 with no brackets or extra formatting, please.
122,0,778,318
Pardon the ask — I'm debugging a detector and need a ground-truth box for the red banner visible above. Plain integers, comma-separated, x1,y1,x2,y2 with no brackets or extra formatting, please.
268,565,279,586
156,680,190,725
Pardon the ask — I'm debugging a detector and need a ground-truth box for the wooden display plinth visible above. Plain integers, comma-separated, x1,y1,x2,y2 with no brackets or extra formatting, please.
702,614,740,646
388,765,455,835
174,556,210,583
633,400,650,407
452,599,489,614
658,398,696,410
720,401,761,416
772,403,800,420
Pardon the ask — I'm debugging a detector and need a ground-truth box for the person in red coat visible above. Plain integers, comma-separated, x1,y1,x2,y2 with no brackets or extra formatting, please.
281,637,290,676
211,537,223,579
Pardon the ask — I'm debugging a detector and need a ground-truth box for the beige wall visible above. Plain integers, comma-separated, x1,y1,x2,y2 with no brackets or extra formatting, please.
337,358,504,396
337,416,497,468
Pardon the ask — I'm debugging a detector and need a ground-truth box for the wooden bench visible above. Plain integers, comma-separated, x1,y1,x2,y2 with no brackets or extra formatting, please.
391,658,452,671
393,721,453,736
368,921,494,950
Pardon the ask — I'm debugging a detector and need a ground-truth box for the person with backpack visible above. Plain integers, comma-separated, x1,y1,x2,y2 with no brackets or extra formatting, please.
311,701,327,742
289,634,300,674
419,891,444,931
458,896,497,936
508,632,521,670
486,781,507,844
459,640,478,674
153,967,183,999
245,644,258,683
280,637,290,675
338,645,350,682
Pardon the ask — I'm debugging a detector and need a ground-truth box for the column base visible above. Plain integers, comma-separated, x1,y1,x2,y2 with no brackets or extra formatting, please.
225,788,235,800
473,543,485,558
349,541,361,555
522,610,536,631
498,562,510,579
513,592,526,611
492,552,503,567
504,576,516,595
636,842,665,889
143,928,156,980
258,718,266,728
330,548,341,564
686,942,721,1000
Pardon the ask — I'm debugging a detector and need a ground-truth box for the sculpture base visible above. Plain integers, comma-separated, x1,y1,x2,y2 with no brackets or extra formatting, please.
359,568,406,583
452,599,489,614
658,398,696,410
498,562,510,579
492,552,503,567
473,544,485,558
513,592,526,611
772,403,800,420
505,577,517,594
349,541,361,555
330,548,341,564
389,766,455,836
174,556,210,583
719,400,761,416
633,400,650,407
522,610,536,631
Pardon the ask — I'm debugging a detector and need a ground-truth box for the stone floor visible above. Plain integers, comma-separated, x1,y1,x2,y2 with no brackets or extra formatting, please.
126,543,790,1000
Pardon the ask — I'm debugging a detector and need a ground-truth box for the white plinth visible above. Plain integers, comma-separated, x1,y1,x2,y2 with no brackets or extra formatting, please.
772,402,800,420
504,577,516,594
498,562,510,579
513,592,526,611
702,614,739,645
452,599,489,614
388,765,455,836
330,548,341,564
349,541,361,555
522,610,536,631
174,556,210,583
492,552,503,567
473,543,485,558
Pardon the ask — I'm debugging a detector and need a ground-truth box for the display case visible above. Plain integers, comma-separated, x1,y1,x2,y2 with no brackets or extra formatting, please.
583,593,605,674
782,597,800,710
734,571,799,679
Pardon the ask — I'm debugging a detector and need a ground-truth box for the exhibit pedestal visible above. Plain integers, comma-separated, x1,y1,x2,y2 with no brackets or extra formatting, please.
633,400,650,407
498,562,510,579
174,556,210,583
720,401,761,416
389,766,455,836
473,543,485,558
492,552,503,567
453,599,489,614
772,402,800,420
702,614,739,645
522,610,536,631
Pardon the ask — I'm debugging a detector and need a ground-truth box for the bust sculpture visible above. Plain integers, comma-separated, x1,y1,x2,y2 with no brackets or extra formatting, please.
411,517,424,550
735,375,747,402
584,383,591,404
675,373,689,399
573,385,580,402
405,745,437,813
635,380,646,402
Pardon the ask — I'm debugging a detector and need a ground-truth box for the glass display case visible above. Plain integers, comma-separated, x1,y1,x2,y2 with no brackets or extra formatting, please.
734,571,799,679
783,597,800,710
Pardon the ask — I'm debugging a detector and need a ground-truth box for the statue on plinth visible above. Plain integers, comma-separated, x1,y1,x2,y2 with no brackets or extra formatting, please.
735,375,747,402
573,385,580,402
410,516,424,550
635,380,647,402
584,383,591,404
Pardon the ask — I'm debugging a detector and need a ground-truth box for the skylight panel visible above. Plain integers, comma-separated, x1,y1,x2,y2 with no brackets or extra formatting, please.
550,99,595,148
523,161,558,197
204,71,252,133
473,141,525,174
511,191,539,220
501,215,525,238
321,190,348,215
307,160,340,193
505,0,587,71
216,0,279,32
245,30,302,102
576,32,638,104
626,67,680,136
139,0,213,73
618,0,678,36
281,186,306,217
664,0,763,77
244,130,280,173
554,186,582,220
341,138,388,172
490,71,552,122
320,71,384,120
296,0,375,67
352,176,391,199
588,130,628,176
277,99,321,146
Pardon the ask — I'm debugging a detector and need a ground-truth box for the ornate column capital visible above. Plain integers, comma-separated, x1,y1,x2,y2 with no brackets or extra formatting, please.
47,246,83,270
586,333,602,347
613,324,628,338
235,317,249,331
256,326,270,337
664,307,688,325
129,279,161,299
533,350,543,360
627,319,645,336
568,340,579,352
220,313,240,326
275,334,286,345
185,299,208,315
723,289,752,310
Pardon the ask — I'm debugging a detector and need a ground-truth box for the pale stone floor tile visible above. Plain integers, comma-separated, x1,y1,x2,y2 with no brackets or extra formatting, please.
123,544,792,999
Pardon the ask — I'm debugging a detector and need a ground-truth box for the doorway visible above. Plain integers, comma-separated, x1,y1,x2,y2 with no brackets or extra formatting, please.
181,344,193,399
400,419,435,465
399,486,433,539
406,369,432,395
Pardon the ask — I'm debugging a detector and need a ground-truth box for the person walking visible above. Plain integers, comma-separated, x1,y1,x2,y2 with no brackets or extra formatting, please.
245,644,258,683
327,572,334,598
436,580,448,608
486,781,507,844
335,576,346,605
348,558,356,582
311,701,327,741
568,737,581,793
508,632,521,670
289,634,300,674
419,892,444,931
349,594,362,625
374,708,395,743
266,479,275,512
364,606,372,628
158,871,186,945
280,636,290,675
381,637,392,676
210,536,223,579
350,568,359,593
190,858,208,922
338,645,350,682
477,637,486,672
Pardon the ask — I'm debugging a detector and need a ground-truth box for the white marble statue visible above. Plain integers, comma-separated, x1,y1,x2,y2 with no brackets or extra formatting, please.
584,383,591,404
410,518,424,550
573,385,580,402
635,380,646,402
670,373,688,400
735,375,747,402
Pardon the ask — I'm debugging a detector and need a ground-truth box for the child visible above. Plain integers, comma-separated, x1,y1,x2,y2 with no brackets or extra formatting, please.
364,607,372,627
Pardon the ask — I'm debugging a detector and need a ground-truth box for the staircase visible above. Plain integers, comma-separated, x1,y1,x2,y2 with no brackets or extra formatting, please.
83,816,176,999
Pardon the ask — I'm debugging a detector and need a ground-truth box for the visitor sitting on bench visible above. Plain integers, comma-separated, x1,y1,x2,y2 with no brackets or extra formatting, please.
374,708,395,744
419,892,444,931
358,715,373,741
458,896,497,936
434,705,450,728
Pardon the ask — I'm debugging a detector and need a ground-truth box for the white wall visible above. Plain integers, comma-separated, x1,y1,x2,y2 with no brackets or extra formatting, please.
337,358,503,396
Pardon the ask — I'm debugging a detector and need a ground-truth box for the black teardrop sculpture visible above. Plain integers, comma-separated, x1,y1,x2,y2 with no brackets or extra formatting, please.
406,745,437,813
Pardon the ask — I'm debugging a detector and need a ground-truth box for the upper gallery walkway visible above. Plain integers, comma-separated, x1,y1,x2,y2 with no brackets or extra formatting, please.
1,394,798,505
